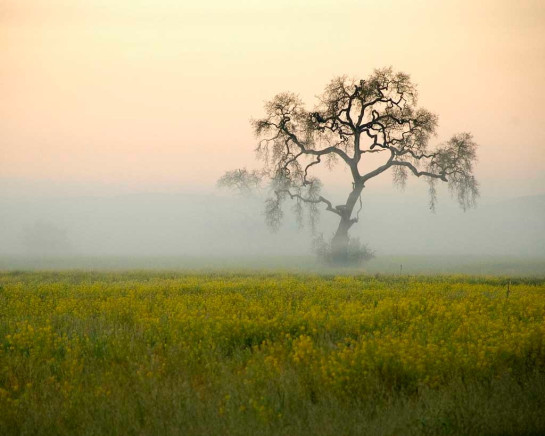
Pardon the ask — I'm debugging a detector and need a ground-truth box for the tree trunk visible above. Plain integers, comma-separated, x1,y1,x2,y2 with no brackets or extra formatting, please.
331,215,352,255
330,181,364,261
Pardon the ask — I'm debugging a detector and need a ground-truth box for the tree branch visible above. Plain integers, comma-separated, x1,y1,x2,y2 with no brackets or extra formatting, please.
390,161,447,181
279,124,353,165
275,189,341,217
360,149,396,184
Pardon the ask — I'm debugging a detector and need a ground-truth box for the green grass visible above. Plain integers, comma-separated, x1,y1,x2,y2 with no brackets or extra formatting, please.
1,254,544,276
1,271,544,435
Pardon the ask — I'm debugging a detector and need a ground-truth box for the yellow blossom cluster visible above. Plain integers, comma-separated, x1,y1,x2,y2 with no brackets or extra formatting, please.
0,272,544,431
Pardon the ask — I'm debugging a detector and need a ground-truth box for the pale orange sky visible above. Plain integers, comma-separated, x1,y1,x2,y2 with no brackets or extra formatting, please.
1,0,544,197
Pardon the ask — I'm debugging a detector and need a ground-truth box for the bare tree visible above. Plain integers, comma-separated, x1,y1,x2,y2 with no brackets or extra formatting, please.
219,68,478,263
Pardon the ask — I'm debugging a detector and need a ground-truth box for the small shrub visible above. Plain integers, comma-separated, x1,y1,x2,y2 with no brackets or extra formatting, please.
312,235,375,266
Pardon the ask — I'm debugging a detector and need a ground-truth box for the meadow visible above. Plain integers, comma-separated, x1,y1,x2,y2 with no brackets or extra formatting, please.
1,271,544,435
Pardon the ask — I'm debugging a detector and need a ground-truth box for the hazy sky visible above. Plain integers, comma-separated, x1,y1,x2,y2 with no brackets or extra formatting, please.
2,0,544,198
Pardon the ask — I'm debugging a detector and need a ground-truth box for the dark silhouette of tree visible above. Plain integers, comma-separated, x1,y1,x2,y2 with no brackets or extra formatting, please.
219,68,478,263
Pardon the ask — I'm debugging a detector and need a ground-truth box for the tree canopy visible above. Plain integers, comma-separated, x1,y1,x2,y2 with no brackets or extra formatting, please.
219,67,478,262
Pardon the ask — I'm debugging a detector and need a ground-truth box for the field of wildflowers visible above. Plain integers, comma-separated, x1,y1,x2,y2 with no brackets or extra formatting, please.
1,271,544,435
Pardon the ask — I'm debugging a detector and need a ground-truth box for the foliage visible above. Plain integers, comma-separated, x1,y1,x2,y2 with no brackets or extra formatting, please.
219,68,479,252
1,272,544,435
313,235,375,266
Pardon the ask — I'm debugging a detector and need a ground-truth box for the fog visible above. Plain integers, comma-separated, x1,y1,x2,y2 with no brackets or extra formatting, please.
1,1,544,272
1,185,543,264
